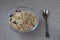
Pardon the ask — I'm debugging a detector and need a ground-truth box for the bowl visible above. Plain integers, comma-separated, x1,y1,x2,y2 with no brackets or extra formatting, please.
8,6,39,33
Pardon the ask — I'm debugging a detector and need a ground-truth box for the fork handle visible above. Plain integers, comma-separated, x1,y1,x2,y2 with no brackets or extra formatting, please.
45,18,50,37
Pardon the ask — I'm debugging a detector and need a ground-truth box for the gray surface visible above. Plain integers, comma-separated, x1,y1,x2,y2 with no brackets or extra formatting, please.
0,0,60,40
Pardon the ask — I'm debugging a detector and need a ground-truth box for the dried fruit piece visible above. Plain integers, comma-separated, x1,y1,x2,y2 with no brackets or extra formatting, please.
10,14,13,17
13,21,16,24
10,18,12,21
16,10,21,12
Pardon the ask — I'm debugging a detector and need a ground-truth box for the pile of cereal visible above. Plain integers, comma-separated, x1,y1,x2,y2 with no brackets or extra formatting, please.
9,10,36,32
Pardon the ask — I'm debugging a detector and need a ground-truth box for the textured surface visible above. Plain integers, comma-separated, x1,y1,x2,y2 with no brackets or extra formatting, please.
0,0,60,40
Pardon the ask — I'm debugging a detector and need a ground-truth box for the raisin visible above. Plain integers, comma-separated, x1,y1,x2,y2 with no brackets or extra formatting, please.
16,10,18,12
33,25,35,27
10,14,13,17
13,21,16,24
16,10,21,12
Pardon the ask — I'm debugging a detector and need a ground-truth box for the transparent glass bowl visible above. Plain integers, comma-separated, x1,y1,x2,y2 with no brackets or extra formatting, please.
8,6,39,33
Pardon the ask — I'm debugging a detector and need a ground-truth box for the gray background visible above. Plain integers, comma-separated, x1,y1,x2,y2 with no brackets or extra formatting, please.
0,0,60,40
